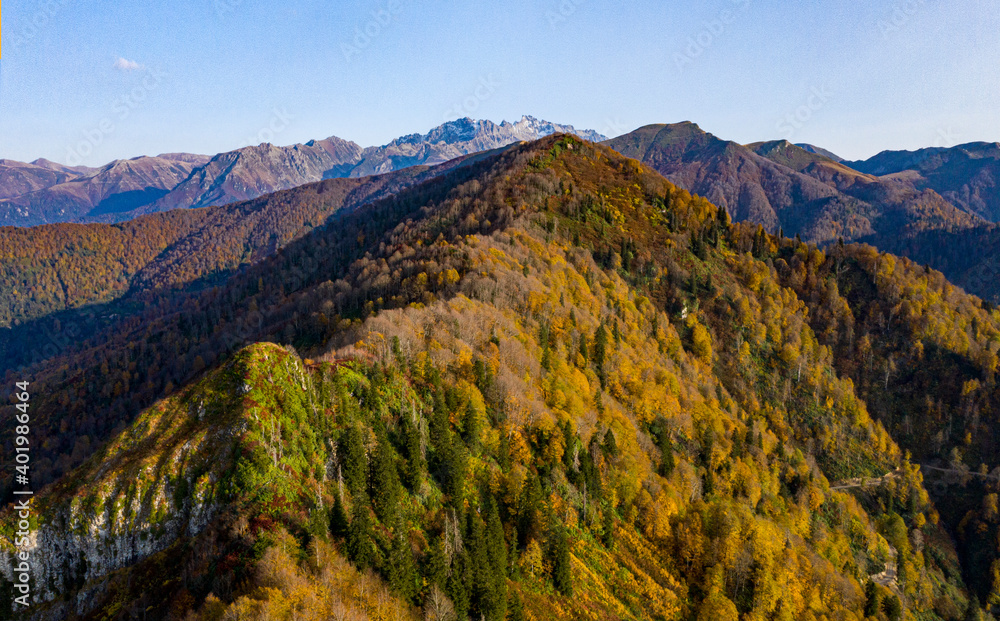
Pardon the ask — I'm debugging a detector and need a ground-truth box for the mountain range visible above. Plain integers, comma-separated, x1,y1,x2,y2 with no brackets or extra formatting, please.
0,116,606,226
8,117,1000,304
4,121,1000,620
4,134,1000,620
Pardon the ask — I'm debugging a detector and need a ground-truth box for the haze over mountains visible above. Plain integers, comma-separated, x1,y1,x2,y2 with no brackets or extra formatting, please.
0,116,606,226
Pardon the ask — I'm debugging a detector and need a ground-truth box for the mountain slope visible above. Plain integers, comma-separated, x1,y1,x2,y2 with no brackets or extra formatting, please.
846,142,1000,222
347,115,606,178
0,117,605,226
0,156,206,225
1,135,982,619
0,159,90,200
795,143,845,162
607,123,982,249
605,123,878,242
146,137,366,213
0,159,459,374
0,209,211,327
748,140,875,189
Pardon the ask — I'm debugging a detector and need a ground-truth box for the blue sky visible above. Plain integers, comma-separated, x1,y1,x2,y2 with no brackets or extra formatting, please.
1,0,998,165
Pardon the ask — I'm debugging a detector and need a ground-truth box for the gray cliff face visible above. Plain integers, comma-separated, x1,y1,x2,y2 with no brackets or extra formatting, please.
1,488,218,615
0,395,247,616
0,344,306,619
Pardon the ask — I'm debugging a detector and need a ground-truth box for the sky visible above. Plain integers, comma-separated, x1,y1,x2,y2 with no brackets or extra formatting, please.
1,0,998,165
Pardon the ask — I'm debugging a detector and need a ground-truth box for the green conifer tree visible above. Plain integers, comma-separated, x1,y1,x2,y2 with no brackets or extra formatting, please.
484,497,509,620
518,474,544,547
658,432,675,478
401,414,426,491
602,429,618,458
593,323,608,388
507,591,527,621
550,522,573,596
346,494,379,570
388,512,418,602
463,400,482,454
340,425,367,495
448,547,473,621
369,431,402,523
425,534,448,590
329,490,348,539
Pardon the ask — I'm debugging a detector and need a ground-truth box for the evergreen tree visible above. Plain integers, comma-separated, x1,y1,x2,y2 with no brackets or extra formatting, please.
518,474,544,547
507,591,527,621
602,429,618,458
466,509,490,619
549,522,573,596
882,593,902,621
444,442,469,504
388,512,418,602
863,580,880,617
448,547,473,621
601,502,616,549
964,596,984,621
658,431,675,478
688,272,701,297
329,490,348,539
716,206,731,228
340,425,367,495
731,427,744,459
593,323,608,388
369,431,402,523
400,414,425,491
690,230,706,260
561,420,577,472
346,494,379,570
463,400,482,453
484,497,509,620
424,533,449,590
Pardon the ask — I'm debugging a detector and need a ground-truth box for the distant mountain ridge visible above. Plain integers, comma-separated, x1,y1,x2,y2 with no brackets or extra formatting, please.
0,156,210,224
607,123,985,242
845,141,1000,221
795,142,844,162
0,115,605,226
605,124,1000,301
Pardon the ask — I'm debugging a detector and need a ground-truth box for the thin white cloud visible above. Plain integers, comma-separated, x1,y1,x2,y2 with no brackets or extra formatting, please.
113,57,143,72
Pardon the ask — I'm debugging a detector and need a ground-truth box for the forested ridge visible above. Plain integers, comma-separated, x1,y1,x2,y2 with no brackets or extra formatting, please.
2,135,999,619
0,209,210,327
0,164,441,372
